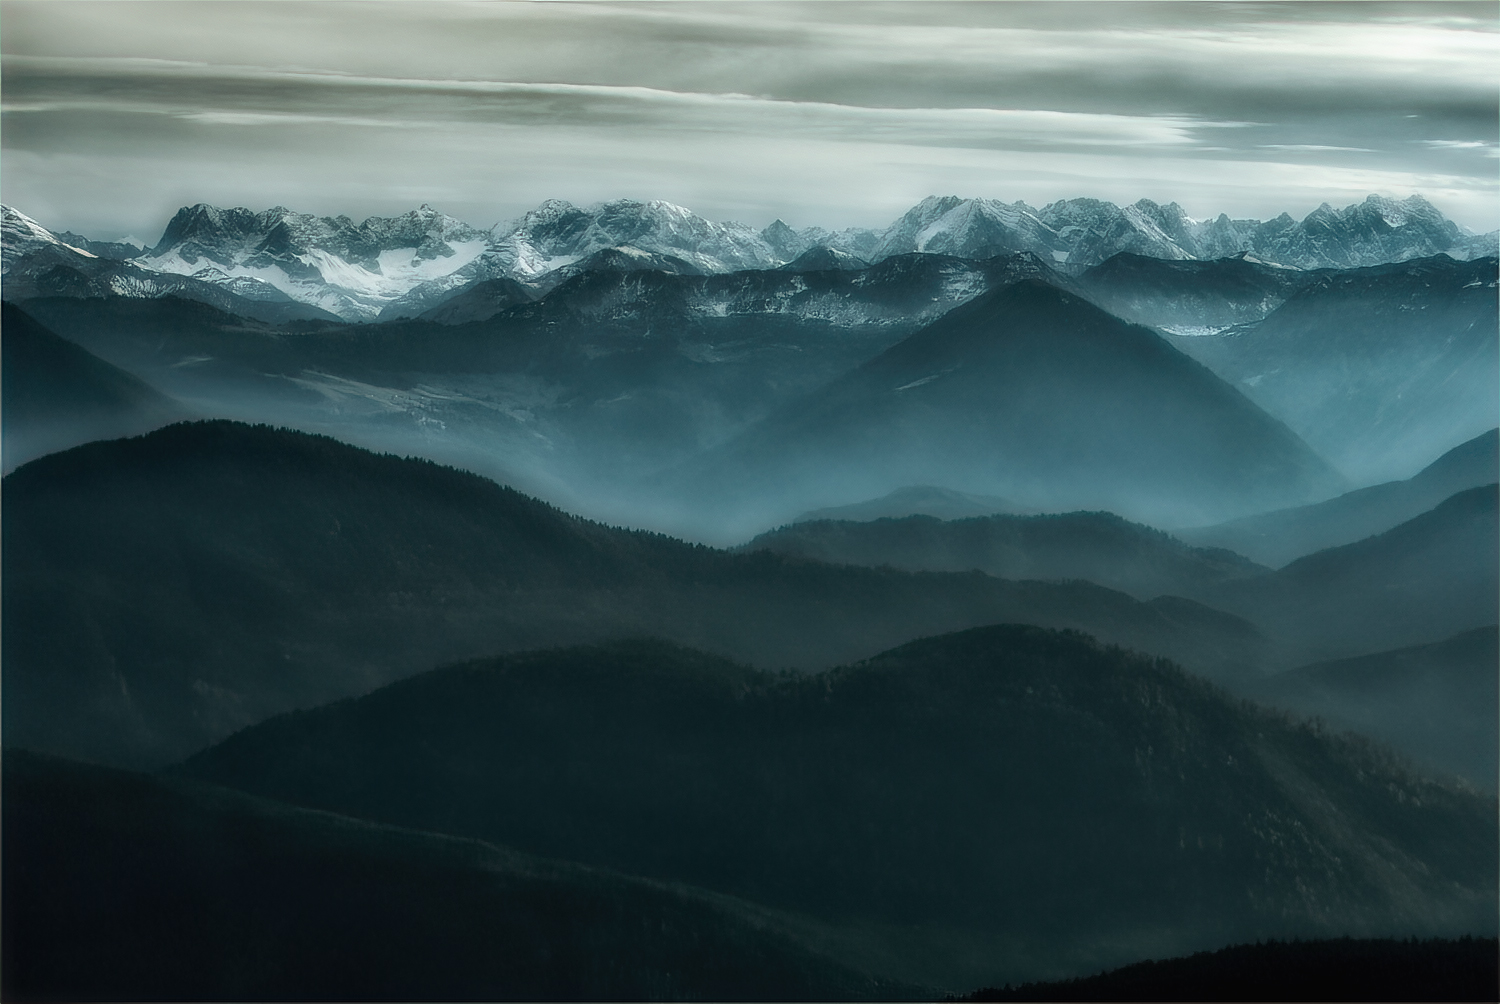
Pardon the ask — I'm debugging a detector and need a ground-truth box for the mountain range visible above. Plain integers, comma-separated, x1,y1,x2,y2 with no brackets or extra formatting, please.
5,193,1494,322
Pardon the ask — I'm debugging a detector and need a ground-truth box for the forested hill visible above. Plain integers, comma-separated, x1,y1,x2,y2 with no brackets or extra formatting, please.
3,420,1262,769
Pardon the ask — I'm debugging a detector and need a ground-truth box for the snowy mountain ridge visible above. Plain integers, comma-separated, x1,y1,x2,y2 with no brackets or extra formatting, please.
4,195,1495,322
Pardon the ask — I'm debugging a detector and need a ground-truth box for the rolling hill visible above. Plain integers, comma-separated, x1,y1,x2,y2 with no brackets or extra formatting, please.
2,420,1266,769
178,627,1500,991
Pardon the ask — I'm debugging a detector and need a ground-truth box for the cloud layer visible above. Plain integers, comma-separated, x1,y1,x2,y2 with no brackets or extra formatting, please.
2,1,1495,239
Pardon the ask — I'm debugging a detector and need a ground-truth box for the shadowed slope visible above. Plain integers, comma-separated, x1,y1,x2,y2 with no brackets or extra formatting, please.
1,302,187,469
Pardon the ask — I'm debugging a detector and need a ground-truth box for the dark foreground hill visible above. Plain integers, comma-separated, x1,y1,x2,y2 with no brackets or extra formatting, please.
1181,429,1499,567
180,627,1499,991
744,510,1267,602
2,420,1264,769
1252,627,1499,792
672,279,1343,539
1,302,186,469
1205,485,1499,664
961,936,1499,1002
2,749,909,1002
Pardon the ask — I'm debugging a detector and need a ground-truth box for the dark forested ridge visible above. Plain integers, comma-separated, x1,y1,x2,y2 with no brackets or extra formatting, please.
2,420,1264,769
2,749,915,1003
958,936,1499,1002
178,627,1498,990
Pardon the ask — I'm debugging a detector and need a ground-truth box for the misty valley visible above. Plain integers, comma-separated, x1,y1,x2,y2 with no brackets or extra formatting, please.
1,192,1497,1001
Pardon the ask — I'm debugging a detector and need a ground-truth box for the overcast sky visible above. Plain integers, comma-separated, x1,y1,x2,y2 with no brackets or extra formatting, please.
2,0,1496,242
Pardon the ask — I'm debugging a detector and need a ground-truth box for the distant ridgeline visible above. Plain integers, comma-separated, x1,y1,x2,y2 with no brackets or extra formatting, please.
3,193,1495,321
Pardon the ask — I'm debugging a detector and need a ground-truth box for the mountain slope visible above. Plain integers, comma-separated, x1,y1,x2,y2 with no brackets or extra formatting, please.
1,303,187,469
743,511,1267,602
1171,255,1499,483
1251,627,1499,792
1206,486,1499,664
1079,252,1323,331
178,628,1500,990
1180,429,1499,567
673,278,1345,538
2,420,1267,769
3,749,909,1002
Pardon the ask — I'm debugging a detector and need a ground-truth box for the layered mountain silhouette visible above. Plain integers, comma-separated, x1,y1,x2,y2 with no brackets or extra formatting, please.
1204,485,1499,664
1172,255,1499,484
1251,627,1498,792
1,303,187,470
4,750,910,1002
673,279,1345,537
1181,429,1499,567
744,511,1267,603
177,627,1499,990
2,420,1266,769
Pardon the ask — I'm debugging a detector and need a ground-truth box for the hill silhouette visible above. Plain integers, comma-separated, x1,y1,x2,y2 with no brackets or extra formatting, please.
1181,429,1499,567
960,936,1499,1002
1205,485,1498,664
1,302,187,470
2,749,911,1002
2,420,1265,768
180,627,1498,991
672,279,1344,539
744,510,1266,602
1252,627,1499,792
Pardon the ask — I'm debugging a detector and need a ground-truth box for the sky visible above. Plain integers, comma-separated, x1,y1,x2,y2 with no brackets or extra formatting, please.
2,0,1497,243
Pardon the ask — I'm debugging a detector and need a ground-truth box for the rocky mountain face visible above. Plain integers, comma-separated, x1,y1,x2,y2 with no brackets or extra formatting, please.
7,195,1493,323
